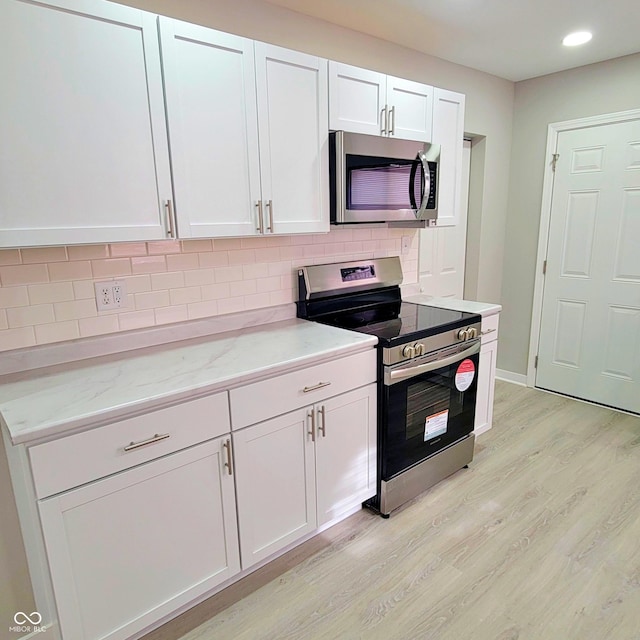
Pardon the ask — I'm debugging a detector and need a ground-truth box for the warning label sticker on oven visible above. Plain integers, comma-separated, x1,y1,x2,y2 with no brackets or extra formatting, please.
424,410,448,442
455,358,475,391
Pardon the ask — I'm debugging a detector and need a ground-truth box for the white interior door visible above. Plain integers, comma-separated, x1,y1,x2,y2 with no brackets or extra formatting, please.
536,117,640,413
419,139,471,298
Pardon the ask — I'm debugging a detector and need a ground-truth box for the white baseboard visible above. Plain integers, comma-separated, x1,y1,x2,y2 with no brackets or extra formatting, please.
495,369,527,386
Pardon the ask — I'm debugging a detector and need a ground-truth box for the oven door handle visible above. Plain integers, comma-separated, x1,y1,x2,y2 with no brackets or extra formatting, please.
386,341,480,385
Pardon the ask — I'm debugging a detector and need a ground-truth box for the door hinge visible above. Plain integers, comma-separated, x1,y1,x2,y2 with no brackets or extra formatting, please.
551,153,560,172
534,355,539,368
542,259,547,275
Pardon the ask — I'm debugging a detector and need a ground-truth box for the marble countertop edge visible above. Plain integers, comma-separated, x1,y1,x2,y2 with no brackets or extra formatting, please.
2,321,377,446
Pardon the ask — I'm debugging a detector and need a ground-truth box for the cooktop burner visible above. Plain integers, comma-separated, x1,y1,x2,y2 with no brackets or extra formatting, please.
316,301,478,347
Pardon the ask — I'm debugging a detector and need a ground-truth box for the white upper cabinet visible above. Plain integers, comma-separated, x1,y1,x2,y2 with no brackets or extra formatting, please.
329,64,386,135
385,76,434,142
0,0,172,247
329,62,433,142
159,19,261,238
255,44,329,235
160,28,329,238
431,88,465,227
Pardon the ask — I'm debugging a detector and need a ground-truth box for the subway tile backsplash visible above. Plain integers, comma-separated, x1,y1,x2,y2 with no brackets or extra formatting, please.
0,227,419,352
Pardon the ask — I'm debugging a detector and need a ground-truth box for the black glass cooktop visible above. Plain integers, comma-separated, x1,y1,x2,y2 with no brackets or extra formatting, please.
317,301,480,347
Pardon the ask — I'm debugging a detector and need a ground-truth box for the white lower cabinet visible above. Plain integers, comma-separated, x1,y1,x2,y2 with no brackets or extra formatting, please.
38,436,240,640
5,349,377,640
233,407,317,568
315,385,377,526
475,314,500,435
233,383,377,569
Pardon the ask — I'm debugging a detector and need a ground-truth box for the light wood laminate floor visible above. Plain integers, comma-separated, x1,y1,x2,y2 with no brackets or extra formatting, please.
144,381,640,640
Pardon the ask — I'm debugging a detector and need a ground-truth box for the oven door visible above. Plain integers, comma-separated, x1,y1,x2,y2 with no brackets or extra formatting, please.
380,340,480,480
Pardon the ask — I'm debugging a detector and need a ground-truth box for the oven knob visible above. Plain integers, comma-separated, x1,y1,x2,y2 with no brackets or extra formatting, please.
468,327,477,339
414,343,425,356
458,329,469,341
402,345,416,358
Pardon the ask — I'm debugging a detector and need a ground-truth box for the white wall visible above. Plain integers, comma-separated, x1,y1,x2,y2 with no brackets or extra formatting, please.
500,52,640,375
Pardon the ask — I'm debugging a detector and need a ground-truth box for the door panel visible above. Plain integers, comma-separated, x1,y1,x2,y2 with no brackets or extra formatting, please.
160,19,261,237
419,139,471,298
39,438,239,640
613,190,640,280
328,62,386,135
0,0,171,246
315,385,376,526
255,44,329,234
537,118,640,413
560,192,598,277
386,76,433,142
233,407,316,569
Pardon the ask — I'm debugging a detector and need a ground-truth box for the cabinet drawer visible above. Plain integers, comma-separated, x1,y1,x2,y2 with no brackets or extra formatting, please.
30,392,229,499
230,350,376,429
481,313,499,344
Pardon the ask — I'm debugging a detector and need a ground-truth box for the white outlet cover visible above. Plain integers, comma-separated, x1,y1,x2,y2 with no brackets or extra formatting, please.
94,280,127,312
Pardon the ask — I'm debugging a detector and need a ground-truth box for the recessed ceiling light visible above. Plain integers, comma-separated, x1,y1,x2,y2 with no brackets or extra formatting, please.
562,31,593,47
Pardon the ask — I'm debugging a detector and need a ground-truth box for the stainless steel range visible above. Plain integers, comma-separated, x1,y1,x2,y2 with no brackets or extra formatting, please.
297,257,481,516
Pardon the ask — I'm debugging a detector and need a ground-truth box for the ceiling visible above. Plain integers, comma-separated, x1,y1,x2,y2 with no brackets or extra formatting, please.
264,0,640,81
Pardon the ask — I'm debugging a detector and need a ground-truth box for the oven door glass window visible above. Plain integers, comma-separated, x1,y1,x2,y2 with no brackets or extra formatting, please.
381,351,479,480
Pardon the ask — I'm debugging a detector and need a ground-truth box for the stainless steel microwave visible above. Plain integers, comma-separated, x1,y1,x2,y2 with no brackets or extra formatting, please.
329,131,440,225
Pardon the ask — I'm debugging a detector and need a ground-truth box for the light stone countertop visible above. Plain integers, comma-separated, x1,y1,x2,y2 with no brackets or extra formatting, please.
404,295,502,317
0,319,377,446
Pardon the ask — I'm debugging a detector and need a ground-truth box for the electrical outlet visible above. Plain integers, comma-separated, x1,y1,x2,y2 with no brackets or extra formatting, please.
94,280,127,312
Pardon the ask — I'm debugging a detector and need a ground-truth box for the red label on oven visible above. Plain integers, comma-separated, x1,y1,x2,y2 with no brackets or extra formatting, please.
455,359,475,391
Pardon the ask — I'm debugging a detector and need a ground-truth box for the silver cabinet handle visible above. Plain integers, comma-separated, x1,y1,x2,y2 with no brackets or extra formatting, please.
481,328,497,335
380,105,388,135
308,410,316,442
266,199,274,232
255,200,264,233
165,200,175,238
389,105,395,135
123,433,170,452
318,405,326,438
302,381,331,393
223,438,233,475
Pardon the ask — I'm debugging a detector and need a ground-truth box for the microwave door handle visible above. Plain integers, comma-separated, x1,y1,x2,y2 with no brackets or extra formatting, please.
385,341,480,385
409,158,419,210
414,150,431,218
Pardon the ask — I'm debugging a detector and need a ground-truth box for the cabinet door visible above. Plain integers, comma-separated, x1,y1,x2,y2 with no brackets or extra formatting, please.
431,88,465,227
475,338,498,435
255,44,329,234
386,76,433,142
38,437,240,640
419,139,471,297
0,0,172,247
328,62,386,135
315,385,377,526
233,407,316,569
159,19,262,238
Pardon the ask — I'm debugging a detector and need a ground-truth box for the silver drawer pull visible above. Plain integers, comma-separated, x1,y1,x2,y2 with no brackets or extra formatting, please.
302,381,331,393
123,433,170,452
481,328,496,335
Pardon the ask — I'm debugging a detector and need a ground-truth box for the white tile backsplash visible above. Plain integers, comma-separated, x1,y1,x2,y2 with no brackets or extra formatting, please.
0,228,419,352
